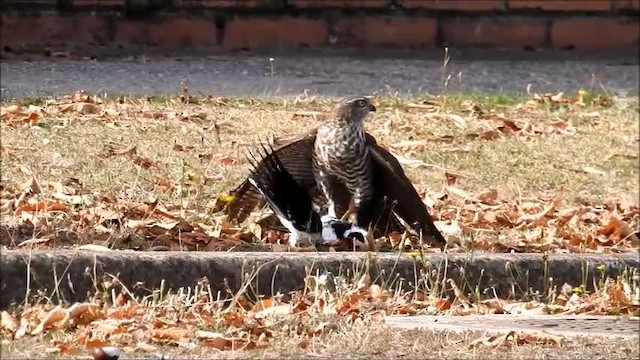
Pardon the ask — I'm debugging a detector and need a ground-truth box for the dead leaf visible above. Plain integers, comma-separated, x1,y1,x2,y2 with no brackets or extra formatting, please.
292,111,323,120
17,238,51,247
173,144,195,152
15,201,68,215
298,338,310,348
255,304,292,318
477,130,502,140
1,104,22,119
151,327,190,341
76,102,100,114
581,166,607,176
391,152,429,168
201,333,230,350
133,156,159,169
477,189,499,205
219,156,237,166
390,140,428,152
1,311,19,332
77,244,112,252
15,112,40,126
599,217,640,244
103,144,137,157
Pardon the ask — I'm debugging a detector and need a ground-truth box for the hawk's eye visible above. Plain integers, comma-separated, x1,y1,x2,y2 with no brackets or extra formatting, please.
355,99,367,108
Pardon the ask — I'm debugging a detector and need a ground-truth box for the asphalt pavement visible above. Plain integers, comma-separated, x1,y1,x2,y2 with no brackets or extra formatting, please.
1,48,638,99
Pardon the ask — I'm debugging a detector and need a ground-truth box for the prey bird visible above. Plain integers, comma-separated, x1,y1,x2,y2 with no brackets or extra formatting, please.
246,142,368,249
226,96,447,249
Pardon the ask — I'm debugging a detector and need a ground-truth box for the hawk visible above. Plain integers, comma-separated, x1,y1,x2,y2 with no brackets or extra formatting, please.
246,142,368,249
313,96,376,227
226,96,447,249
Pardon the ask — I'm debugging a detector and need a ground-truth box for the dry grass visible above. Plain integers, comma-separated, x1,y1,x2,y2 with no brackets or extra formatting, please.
1,268,638,360
3,92,637,202
3,320,638,359
0,90,638,251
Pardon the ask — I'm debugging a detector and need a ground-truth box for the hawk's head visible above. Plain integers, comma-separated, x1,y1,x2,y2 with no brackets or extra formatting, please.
334,96,376,124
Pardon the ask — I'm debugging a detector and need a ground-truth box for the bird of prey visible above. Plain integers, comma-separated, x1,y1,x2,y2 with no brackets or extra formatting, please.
246,142,368,249
312,96,377,227
226,96,447,249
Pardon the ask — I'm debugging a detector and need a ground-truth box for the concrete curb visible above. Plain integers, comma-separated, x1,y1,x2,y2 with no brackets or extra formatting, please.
1,250,638,310
385,314,640,339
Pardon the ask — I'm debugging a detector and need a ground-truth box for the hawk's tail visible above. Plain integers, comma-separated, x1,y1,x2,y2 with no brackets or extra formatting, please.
246,141,319,233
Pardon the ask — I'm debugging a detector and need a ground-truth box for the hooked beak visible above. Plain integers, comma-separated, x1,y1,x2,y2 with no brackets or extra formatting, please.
368,103,376,112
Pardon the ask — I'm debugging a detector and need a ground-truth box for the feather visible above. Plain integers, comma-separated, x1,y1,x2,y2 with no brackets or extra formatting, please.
243,140,367,248
225,104,446,248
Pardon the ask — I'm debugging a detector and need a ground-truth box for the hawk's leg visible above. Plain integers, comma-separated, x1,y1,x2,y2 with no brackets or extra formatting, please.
344,178,373,227
315,169,338,221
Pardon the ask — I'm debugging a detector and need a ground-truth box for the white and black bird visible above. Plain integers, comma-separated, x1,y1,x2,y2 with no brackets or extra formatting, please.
246,142,368,249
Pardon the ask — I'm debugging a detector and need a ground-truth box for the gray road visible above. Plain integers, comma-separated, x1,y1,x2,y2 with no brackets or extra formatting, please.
1,49,638,99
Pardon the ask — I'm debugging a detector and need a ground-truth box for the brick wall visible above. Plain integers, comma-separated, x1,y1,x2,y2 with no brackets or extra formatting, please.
1,0,638,51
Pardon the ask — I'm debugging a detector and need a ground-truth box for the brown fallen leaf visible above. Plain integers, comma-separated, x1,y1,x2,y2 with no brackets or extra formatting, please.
1,104,22,119
519,331,565,346
390,140,428,152
292,111,323,120
14,112,40,126
151,327,190,341
14,200,69,215
1,311,19,332
444,171,460,186
133,155,159,169
173,144,195,152
200,332,231,350
31,305,65,335
219,156,238,166
298,338,310,349
75,102,100,115
599,217,640,245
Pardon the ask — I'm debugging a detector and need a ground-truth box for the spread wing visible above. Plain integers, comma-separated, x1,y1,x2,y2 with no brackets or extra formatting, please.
226,132,320,224
363,134,447,247
225,131,444,247
246,142,322,233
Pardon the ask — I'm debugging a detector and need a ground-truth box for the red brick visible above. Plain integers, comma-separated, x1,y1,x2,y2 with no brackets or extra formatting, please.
612,0,640,11
72,0,126,6
3,0,58,6
114,17,217,47
508,0,611,11
222,18,326,49
441,18,547,48
332,17,437,48
399,0,505,11
1,14,108,47
175,0,282,8
289,0,390,8
552,18,639,49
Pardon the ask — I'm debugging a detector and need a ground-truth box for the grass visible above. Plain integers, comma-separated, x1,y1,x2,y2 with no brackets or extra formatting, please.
3,327,638,359
1,266,638,359
3,91,637,205
0,90,638,251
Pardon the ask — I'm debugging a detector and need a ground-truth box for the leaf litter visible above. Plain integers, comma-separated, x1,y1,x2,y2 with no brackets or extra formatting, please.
1,90,638,253
1,270,638,356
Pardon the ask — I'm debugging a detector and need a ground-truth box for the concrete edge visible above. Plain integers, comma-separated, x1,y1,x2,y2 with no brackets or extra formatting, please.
384,314,640,340
1,250,638,310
